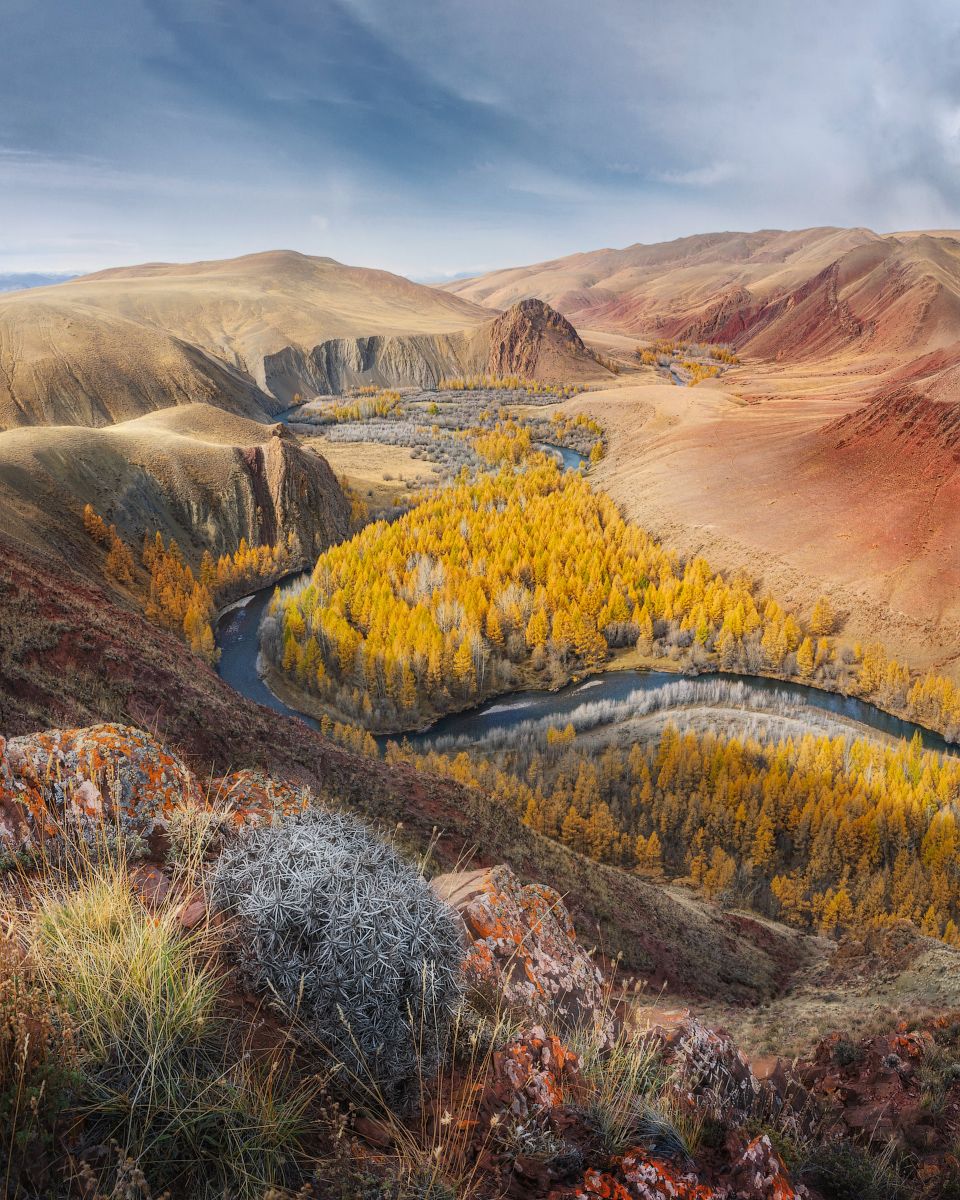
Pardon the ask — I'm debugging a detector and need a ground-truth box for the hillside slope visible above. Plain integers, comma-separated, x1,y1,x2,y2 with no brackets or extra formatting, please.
446,227,879,332
0,252,607,426
447,227,960,363
0,528,804,1003
0,403,351,571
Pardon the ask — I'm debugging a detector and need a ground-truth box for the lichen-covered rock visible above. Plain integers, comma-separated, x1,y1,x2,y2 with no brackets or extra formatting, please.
725,1135,798,1199
214,768,313,825
660,1018,764,1121
433,864,607,1033
490,1026,579,1118
0,723,199,850
548,1135,800,1199
549,1155,716,1199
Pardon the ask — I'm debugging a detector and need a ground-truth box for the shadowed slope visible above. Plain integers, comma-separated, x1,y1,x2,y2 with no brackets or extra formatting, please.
0,402,351,571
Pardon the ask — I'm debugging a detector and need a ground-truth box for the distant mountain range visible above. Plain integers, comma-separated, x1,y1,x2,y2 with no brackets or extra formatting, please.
0,250,601,429
0,271,78,292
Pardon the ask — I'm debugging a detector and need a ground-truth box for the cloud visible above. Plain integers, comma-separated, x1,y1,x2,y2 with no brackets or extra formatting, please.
652,163,735,188
2,0,960,273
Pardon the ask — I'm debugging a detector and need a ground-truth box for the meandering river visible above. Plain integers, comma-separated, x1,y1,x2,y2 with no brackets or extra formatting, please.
215,442,954,757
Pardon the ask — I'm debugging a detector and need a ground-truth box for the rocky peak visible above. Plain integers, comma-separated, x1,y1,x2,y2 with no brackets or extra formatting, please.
486,297,601,382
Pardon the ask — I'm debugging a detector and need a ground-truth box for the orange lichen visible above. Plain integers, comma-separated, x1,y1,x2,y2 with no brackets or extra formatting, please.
447,864,608,1033
0,723,199,850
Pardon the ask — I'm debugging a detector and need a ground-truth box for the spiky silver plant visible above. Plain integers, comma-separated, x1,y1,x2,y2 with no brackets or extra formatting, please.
212,810,464,1108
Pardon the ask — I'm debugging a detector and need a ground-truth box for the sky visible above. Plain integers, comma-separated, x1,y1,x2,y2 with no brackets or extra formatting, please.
3,0,960,278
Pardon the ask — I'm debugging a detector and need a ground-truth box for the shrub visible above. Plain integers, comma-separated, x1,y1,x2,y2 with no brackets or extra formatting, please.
800,1139,910,1200
213,810,465,1108
0,932,76,1188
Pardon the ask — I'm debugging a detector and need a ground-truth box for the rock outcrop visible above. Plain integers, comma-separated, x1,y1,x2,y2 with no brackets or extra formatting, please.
433,863,608,1034
263,298,606,403
0,722,313,851
0,723,199,850
431,865,806,1197
0,403,352,567
486,298,597,383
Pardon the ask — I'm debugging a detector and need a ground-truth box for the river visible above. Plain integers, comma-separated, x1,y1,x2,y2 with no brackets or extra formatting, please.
214,442,954,757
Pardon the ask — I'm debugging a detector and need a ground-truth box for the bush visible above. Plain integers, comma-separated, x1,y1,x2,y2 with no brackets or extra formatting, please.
213,810,465,1108
800,1139,910,1200
0,934,75,1187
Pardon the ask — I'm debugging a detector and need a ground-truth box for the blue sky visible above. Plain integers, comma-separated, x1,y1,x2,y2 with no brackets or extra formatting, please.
3,0,960,276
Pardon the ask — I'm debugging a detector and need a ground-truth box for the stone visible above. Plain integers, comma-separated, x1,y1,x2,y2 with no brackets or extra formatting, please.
0,722,200,851
213,767,313,825
433,863,608,1035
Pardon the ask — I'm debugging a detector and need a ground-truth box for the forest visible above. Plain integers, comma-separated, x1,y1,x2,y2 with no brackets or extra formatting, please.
261,448,814,730
403,720,960,945
83,504,296,662
264,422,960,739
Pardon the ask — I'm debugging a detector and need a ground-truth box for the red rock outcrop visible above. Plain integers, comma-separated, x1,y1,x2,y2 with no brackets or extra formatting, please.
801,1018,960,1170
214,767,313,825
548,1135,799,1200
433,863,609,1033
486,299,604,383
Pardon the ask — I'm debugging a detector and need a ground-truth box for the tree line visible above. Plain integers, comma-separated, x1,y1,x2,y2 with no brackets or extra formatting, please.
263,446,832,730
83,504,296,662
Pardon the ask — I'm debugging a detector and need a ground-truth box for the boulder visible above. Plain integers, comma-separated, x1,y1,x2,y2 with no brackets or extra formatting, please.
726,1135,799,1199
547,1135,801,1200
0,722,199,851
433,863,607,1033
213,767,313,825
491,1026,578,1118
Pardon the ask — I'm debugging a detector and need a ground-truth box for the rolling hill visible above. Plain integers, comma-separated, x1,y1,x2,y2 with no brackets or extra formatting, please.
449,227,960,678
0,403,351,577
445,227,960,364
0,251,603,428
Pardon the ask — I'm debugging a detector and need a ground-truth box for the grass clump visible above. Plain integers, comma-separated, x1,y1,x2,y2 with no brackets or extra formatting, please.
569,1016,701,1162
800,1139,910,1200
28,849,315,1198
0,930,76,1193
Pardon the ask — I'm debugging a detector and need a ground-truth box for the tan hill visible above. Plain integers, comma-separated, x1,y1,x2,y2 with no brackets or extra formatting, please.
445,226,880,332
0,402,350,570
0,251,603,428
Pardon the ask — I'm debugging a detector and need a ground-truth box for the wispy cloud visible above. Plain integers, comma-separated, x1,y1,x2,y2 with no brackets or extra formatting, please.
651,163,736,188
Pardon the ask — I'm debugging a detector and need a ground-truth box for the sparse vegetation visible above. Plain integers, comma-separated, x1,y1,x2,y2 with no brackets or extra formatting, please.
636,340,738,384
437,374,582,398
